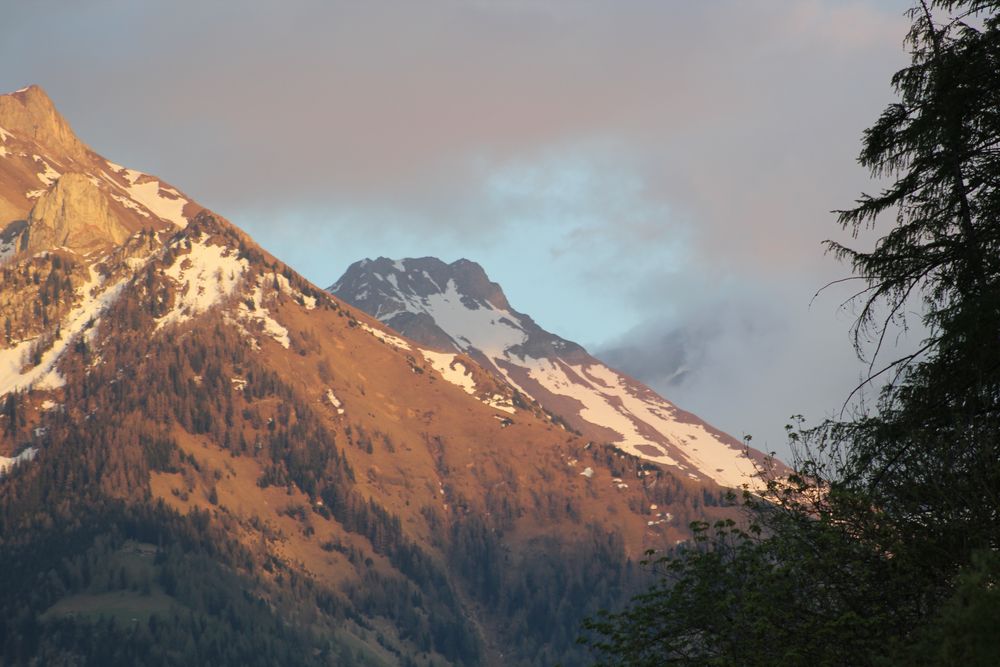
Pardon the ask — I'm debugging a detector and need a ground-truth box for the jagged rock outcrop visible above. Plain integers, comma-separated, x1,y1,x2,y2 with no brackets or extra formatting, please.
25,172,130,251
0,85,91,162
0,85,192,239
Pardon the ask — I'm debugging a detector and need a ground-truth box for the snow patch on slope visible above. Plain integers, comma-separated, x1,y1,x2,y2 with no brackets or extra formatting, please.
0,268,127,395
423,350,476,394
360,323,411,350
0,447,37,475
157,241,247,329
257,310,290,348
577,364,760,489
33,155,60,187
423,349,515,414
111,193,151,218
127,180,188,228
325,388,345,414
236,277,290,349
513,356,760,489
516,356,686,466
484,394,515,414
421,280,526,354
373,277,526,355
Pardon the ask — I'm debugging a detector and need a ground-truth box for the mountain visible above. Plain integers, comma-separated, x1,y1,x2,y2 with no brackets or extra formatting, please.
330,257,779,491
0,85,746,666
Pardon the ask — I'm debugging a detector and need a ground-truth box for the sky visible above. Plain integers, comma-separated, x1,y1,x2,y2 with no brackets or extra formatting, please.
0,0,919,460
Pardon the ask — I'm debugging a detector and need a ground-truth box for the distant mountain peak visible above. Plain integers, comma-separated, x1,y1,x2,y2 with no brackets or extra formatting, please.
330,256,564,357
344,256,512,311
330,257,784,490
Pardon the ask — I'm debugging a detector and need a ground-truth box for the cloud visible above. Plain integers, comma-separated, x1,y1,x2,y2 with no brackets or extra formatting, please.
594,279,887,459
0,1,910,222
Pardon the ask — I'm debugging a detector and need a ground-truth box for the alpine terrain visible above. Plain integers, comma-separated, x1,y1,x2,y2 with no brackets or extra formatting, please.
0,85,762,666
331,257,780,491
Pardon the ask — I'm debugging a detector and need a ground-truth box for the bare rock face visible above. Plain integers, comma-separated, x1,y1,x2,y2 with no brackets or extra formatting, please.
0,86,91,163
26,173,129,251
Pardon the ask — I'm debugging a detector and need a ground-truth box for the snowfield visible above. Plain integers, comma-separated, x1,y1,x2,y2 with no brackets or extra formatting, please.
366,275,528,355
503,355,761,489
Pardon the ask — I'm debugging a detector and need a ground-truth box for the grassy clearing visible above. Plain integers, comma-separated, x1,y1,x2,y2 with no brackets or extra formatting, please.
41,541,181,623
41,589,177,624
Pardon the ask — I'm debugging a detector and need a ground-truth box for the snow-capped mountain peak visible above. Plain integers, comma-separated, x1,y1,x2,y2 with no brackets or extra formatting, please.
330,257,784,491
331,257,583,360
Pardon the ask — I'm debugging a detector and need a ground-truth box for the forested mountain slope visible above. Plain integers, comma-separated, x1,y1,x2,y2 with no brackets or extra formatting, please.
0,86,748,666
